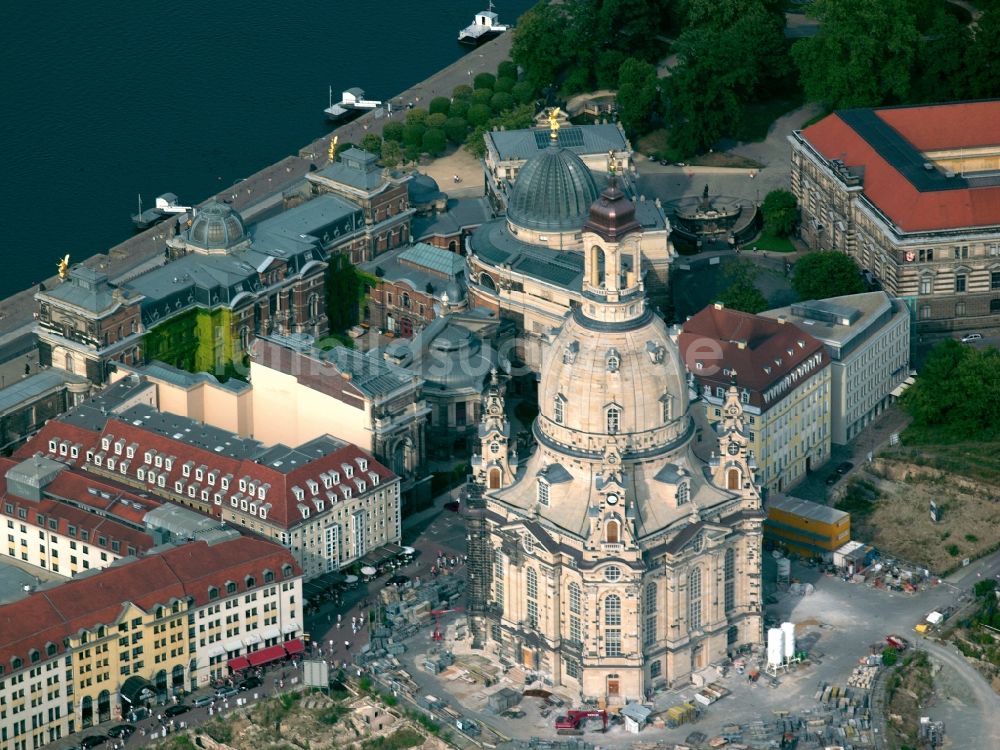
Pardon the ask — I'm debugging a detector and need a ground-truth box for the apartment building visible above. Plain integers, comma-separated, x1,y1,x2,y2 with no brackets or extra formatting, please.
789,100,1000,334
761,292,911,444
679,304,832,496
0,537,301,750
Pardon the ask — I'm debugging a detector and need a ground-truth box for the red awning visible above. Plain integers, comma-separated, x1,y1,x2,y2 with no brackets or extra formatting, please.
246,644,287,667
283,638,305,656
227,656,251,672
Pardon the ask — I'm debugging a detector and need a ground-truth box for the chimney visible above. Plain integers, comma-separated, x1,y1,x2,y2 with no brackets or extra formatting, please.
776,315,787,324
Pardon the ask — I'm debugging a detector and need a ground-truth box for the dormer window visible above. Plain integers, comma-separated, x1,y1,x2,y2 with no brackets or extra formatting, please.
126,443,136,459
101,436,111,452
114,439,125,456
537,478,550,506
214,492,223,505
257,484,268,500
307,479,319,495
175,480,184,494
106,457,116,472
676,482,690,506
239,477,247,492
195,467,204,482
137,468,145,482
143,450,153,465
164,456,174,471
182,461,193,478
357,458,368,472
48,439,58,453
740,390,750,404
292,486,304,501
342,463,354,478
606,348,621,373
221,475,231,490
321,473,333,489
554,394,567,425
368,471,380,486
330,471,340,484
341,485,352,499
207,470,218,485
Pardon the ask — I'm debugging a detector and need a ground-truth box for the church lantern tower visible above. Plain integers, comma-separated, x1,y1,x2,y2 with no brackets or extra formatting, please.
473,369,518,490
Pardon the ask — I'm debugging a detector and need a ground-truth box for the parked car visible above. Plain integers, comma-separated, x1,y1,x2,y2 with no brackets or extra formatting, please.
192,695,214,707
164,704,191,717
836,461,854,475
825,473,841,486
961,332,983,342
238,676,262,691
79,736,107,749
107,725,135,740
386,574,410,587
215,686,239,699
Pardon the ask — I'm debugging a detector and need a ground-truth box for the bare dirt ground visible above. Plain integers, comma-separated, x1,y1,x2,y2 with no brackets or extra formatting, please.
849,462,1000,572
416,147,485,198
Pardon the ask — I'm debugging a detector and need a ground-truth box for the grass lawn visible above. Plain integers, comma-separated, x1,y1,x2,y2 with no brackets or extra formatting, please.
751,231,796,253
636,129,677,161
884,438,1000,487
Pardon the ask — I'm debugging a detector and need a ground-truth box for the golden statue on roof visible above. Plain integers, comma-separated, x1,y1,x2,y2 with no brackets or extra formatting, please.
57,254,70,280
548,107,561,140
328,135,339,164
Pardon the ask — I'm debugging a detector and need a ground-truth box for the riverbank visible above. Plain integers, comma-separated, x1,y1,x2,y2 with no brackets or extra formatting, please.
0,33,515,351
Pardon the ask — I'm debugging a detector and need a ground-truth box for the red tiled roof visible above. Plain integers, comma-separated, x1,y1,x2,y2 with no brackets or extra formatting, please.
0,537,299,677
18,412,396,531
679,305,828,411
801,102,1000,232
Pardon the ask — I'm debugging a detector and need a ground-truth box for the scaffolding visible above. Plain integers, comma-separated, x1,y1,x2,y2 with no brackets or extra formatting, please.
463,482,494,649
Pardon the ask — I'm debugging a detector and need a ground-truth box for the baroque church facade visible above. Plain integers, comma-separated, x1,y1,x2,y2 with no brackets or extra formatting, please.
466,142,764,703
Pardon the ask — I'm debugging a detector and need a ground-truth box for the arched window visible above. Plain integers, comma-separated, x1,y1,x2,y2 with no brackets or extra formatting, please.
479,273,496,291
263,569,275,584
568,583,581,614
401,293,411,309
239,327,250,352
282,564,293,578
661,395,672,423
605,519,620,544
225,581,237,595
554,395,566,425
688,568,702,630
307,294,320,321
208,586,219,601
645,582,657,614
29,649,39,664
45,643,57,658
604,594,621,626
676,482,689,506
494,552,504,608
724,548,736,612
245,575,256,590
536,479,550,506
607,406,621,435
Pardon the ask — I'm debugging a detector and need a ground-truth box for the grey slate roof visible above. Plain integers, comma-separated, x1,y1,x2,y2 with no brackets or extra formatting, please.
141,361,250,394
469,220,584,291
313,148,385,191
411,197,493,240
0,369,89,417
253,193,364,250
487,124,628,162
360,243,466,303
117,403,265,460
60,376,158,432
381,317,496,392
507,145,600,232
254,435,347,474
39,268,123,316
398,243,466,277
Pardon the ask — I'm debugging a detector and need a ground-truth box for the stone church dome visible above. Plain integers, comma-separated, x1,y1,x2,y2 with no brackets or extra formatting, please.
536,307,691,459
188,201,247,251
506,145,600,233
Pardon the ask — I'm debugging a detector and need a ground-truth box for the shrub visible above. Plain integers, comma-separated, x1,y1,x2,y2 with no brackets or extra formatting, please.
422,128,447,157
511,81,535,104
490,92,516,113
494,76,516,93
451,84,473,99
426,112,447,129
947,544,961,557
471,88,494,106
448,98,471,120
443,117,469,144
965,534,979,542
497,60,518,80
403,123,426,148
467,103,493,127
761,189,799,237
429,96,451,115
882,647,898,666
474,72,496,90
360,133,382,156
318,704,349,725
382,121,405,143
405,108,428,126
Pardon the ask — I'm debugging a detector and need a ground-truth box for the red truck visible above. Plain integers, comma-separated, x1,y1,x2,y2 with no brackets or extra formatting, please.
554,710,609,735
886,634,909,651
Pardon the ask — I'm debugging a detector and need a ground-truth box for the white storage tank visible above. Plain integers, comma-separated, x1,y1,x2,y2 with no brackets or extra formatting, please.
776,557,791,579
766,628,784,666
781,621,796,659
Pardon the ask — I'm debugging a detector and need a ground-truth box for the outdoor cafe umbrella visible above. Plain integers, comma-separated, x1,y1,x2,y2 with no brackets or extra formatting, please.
360,566,377,577
344,575,359,584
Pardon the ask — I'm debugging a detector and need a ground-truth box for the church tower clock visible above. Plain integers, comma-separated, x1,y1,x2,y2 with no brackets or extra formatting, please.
473,369,518,490
711,378,761,507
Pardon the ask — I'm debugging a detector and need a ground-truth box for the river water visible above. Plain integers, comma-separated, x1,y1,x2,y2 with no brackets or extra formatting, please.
0,1,534,298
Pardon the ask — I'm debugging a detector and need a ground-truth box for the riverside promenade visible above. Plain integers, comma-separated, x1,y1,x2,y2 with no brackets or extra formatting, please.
0,33,514,350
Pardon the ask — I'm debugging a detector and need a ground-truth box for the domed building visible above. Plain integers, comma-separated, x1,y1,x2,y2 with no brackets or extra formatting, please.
466,180,764,702
466,122,674,372
186,201,249,253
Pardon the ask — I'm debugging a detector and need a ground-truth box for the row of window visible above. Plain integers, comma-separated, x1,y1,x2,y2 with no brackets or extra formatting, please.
552,397,673,429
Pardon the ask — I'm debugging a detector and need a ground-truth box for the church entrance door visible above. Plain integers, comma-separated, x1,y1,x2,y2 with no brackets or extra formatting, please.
488,469,501,489
606,676,620,696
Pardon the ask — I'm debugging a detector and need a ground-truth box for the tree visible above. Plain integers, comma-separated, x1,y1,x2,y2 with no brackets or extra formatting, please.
451,84,473,100
511,2,577,90
404,143,422,163
595,50,627,89
495,78,516,95
596,0,673,61
497,60,518,80
474,72,496,91
360,133,382,157
464,124,490,158
717,259,768,313
761,190,798,237
616,58,660,135
911,10,973,102
791,251,865,301
467,103,493,127
426,112,448,130
422,128,447,157
429,96,452,115
380,140,402,168
405,108,428,127
471,88,494,107
489,91,515,113
403,122,426,148
382,121,404,143
448,98,470,120
881,647,898,667
511,81,535,105
443,117,469,144
967,9,1000,98
792,0,921,109
324,254,371,334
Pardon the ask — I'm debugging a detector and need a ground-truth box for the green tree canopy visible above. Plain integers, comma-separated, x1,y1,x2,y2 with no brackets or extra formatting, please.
511,2,577,90
429,96,452,115
403,122,426,148
490,91,515,113
616,58,660,135
467,103,493,127
761,190,798,237
716,259,768,313
474,72,496,91
325,254,373,335
494,77,516,94
380,140,402,168
911,10,974,102
791,0,921,109
497,60,518,80
443,117,469,144
426,112,448,129
791,251,865,301
382,121,404,143
901,340,1000,442
360,133,382,157
471,88,494,106
511,81,535,105
595,49,627,89
404,108,428,127
596,0,673,60
448,98,471,120
451,84,473,100
968,9,1000,98
422,128,447,157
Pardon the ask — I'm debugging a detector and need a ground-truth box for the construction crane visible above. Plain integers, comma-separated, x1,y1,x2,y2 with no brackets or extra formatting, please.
430,607,464,641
